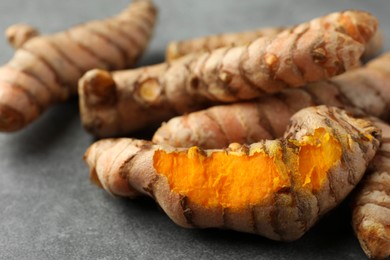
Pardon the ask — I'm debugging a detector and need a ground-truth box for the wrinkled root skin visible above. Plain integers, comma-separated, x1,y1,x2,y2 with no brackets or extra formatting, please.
352,119,390,259
165,27,382,62
165,27,286,61
84,106,380,242
153,52,390,149
79,10,378,137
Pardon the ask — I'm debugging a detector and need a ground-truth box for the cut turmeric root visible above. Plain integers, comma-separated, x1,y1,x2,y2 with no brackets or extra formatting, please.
79,10,378,137
83,106,380,241
151,54,390,259
166,27,383,61
0,0,156,132
153,103,390,258
153,52,390,148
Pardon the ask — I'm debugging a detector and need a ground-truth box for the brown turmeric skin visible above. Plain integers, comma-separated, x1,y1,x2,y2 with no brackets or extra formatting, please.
153,52,390,149
166,27,383,61
84,106,380,241
165,27,285,61
79,10,378,137
0,0,156,132
352,119,390,260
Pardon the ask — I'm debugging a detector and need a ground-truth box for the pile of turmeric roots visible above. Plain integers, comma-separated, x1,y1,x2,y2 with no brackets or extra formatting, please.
0,0,389,258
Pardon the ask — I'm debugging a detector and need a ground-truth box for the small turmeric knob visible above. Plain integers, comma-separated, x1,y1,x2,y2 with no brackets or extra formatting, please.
5,24,39,49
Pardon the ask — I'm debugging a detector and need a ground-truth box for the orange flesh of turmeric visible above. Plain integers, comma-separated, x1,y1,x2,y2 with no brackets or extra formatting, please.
154,128,342,210
297,128,342,191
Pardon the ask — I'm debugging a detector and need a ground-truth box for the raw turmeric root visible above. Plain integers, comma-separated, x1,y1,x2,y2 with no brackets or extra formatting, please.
352,119,390,259
79,10,378,137
154,103,390,258
166,27,383,61
153,52,390,148
83,106,380,241
151,54,390,259
0,0,156,132
165,27,285,61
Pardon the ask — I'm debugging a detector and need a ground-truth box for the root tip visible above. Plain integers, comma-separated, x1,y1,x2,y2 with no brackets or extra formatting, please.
5,23,39,49
0,104,24,132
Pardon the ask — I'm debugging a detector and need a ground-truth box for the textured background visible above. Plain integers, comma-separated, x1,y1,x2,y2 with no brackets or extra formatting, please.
0,1,389,259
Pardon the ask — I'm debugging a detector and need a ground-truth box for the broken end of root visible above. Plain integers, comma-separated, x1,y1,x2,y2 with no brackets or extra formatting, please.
79,69,117,107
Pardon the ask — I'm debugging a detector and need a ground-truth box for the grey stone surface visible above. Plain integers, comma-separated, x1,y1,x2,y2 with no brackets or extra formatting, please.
0,0,389,259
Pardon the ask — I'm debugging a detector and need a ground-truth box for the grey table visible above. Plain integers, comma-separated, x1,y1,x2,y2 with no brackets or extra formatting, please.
0,1,389,259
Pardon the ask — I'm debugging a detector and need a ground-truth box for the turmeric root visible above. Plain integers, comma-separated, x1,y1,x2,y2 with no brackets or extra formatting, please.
153,52,390,148
0,0,156,132
154,103,390,258
165,27,285,61
352,119,390,259
79,10,378,137
84,106,380,241
166,27,383,61
151,54,390,259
